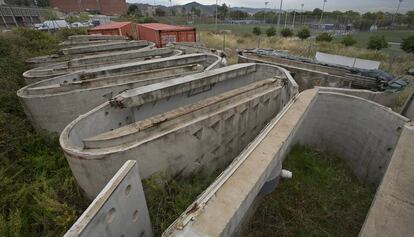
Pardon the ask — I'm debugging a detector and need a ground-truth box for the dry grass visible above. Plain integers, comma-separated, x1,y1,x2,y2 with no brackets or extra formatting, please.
199,31,414,76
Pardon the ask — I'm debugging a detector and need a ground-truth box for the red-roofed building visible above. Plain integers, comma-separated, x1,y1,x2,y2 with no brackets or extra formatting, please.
88,22,138,39
137,23,196,48
51,0,126,16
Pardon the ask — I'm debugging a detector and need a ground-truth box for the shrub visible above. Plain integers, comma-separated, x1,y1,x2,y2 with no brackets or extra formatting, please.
316,32,333,42
367,35,388,50
236,38,245,44
252,27,262,36
55,28,87,41
341,35,357,47
139,17,158,23
297,27,311,40
280,28,293,37
401,34,414,54
266,27,276,37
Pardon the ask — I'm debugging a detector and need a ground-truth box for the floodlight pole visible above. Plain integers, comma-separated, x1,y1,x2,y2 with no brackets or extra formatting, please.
264,2,269,25
319,0,327,26
301,3,304,25
215,0,218,31
276,0,283,33
392,0,403,26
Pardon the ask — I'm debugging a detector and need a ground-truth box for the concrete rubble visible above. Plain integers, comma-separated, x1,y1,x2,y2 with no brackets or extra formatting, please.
18,36,413,237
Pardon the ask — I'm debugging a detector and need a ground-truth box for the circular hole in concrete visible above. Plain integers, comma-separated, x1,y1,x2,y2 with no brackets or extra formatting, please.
106,208,116,223
125,184,131,196
105,111,109,116
132,210,139,222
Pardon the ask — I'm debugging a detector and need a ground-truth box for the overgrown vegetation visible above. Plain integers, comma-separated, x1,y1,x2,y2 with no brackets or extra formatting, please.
266,27,277,37
297,27,311,40
341,35,357,47
252,27,262,36
280,28,294,38
401,34,414,54
316,32,334,42
368,35,389,50
0,28,88,236
144,171,218,236
243,146,375,237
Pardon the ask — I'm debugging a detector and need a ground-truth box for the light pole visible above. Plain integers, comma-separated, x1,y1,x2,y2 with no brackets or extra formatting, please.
169,0,173,24
292,10,296,29
264,2,269,25
301,3,304,25
392,0,403,26
319,0,327,27
276,0,283,33
215,0,219,31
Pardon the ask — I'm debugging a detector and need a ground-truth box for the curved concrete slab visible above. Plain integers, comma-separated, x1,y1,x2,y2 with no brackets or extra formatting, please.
26,40,155,68
60,35,129,47
23,48,183,83
60,63,299,199
18,53,221,133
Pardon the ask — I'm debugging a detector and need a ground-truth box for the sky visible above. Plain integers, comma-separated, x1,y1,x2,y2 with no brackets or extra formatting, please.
127,0,414,13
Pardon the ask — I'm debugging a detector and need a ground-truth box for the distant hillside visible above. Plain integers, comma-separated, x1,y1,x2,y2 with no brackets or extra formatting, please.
128,1,282,16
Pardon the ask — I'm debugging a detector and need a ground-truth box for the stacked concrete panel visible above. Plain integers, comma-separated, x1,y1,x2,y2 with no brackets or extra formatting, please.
59,35,129,47
18,53,221,133
26,40,155,68
23,48,183,82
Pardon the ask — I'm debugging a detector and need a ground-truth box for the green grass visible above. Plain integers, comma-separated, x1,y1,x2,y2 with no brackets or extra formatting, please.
0,28,89,237
143,172,218,236
243,146,375,237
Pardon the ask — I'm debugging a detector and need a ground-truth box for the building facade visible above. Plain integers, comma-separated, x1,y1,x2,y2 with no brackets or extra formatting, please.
51,0,126,16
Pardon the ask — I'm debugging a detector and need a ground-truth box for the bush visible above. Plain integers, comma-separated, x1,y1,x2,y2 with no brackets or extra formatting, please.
341,35,357,47
280,28,293,37
316,32,333,42
367,35,388,50
139,17,158,23
252,27,262,36
266,27,276,37
297,27,311,40
55,28,87,41
236,38,245,44
401,34,414,54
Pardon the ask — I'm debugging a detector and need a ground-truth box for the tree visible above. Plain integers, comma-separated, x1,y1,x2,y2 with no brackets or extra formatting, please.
252,27,262,36
367,35,388,50
217,4,228,20
127,5,141,16
280,28,293,37
297,27,311,40
401,35,414,54
313,8,323,15
229,10,248,20
190,7,201,17
406,11,414,27
155,8,166,17
341,35,357,47
316,32,333,42
266,27,276,37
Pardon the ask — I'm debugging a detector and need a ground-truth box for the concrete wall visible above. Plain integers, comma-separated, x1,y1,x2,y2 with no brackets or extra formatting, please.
23,48,182,81
166,89,410,237
18,54,221,133
60,63,298,199
239,53,379,90
26,41,155,69
64,160,153,237
401,90,414,120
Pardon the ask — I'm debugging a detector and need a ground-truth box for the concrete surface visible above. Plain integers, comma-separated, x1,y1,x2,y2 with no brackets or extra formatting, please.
18,53,221,133
401,90,414,120
60,35,129,47
165,89,410,236
59,63,298,200
23,48,183,82
359,125,414,237
239,52,382,91
26,40,155,68
64,160,153,237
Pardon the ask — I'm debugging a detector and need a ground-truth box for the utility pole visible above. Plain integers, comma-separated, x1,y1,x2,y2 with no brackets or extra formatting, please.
169,0,173,24
276,0,283,33
284,11,288,28
264,2,269,25
319,0,327,27
392,0,403,26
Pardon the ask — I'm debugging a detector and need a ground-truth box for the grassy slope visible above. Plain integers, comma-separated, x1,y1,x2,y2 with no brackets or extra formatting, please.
0,28,88,237
243,146,375,237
